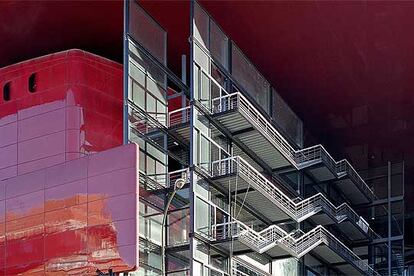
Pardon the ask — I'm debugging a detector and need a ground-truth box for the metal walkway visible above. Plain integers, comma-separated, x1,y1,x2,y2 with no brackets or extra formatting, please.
167,91,375,204
231,257,272,276
207,156,373,240
210,220,378,276
210,92,375,204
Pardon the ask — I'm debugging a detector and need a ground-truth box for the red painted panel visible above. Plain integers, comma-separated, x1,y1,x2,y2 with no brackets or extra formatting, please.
0,144,139,275
0,122,17,148
0,49,123,179
44,179,88,212
0,50,138,274
45,157,88,188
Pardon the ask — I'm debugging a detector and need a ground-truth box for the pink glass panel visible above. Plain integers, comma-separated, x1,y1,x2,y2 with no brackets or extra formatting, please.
0,50,135,275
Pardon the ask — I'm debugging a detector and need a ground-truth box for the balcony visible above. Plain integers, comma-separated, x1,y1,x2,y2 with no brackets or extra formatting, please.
208,220,378,276
205,156,373,241
232,257,271,276
168,105,191,142
139,168,189,191
209,91,374,204
128,100,189,164
166,90,375,204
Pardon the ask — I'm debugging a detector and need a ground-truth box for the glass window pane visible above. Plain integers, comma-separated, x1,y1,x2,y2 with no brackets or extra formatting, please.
195,197,210,236
147,77,166,104
139,149,146,172
195,44,210,72
231,44,270,113
210,20,229,69
147,155,156,175
128,1,166,65
132,81,146,109
148,214,162,245
147,93,157,114
272,88,303,147
201,72,210,107
194,3,209,48
200,134,210,171
194,239,209,263
193,261,203,276
156,161,166,186
156,161,166,174
148,143,166,164
168,209,190,246
129,60,146,85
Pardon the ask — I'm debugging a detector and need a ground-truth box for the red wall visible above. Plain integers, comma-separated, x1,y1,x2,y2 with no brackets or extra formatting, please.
0,49,123,180
0,143,139,274
0,50,139,274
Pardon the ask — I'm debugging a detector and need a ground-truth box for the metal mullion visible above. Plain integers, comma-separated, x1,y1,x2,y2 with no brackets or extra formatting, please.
123,0,129,144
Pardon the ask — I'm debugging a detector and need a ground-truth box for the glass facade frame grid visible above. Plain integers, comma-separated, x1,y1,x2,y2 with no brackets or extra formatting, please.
123,1,402,275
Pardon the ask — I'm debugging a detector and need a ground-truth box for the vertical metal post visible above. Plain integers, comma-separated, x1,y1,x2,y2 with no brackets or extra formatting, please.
189,1,196,275
402,161,405,272
123,0,130,145
181,54,187,84
368,244,373,273
388,161,392,276
181,55,187,124
298,170,305,276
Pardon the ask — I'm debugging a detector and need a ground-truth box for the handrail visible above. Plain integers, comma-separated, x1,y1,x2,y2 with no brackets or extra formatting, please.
209,156,372,235
208,91,375,200
164,90,375,203
232,257,272,276
212,92,296,164
166,94,375,202
211,221,378,276
139,172,167,190
168,168,190,188
168,106,191,127
278,225,379,275
139,168,189,190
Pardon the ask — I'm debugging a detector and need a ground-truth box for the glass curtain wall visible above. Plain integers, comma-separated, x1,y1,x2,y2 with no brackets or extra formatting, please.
191,2,234,275
190,2,301,275
126,2,168,275
358,162,405,275
126,1,192,275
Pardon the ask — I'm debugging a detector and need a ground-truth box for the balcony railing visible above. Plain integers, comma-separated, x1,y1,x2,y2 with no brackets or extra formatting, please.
166,92,375,202
166,92,375,203
208,91,375,201
211,220,378,276
212,92,296,165
139,168,189,190
278,226,378,276
207,156,371,235
231,257,272,276
168,106,191,127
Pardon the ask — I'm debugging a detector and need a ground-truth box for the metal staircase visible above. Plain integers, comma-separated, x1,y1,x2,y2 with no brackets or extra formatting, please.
212,220,378,276
208,91,375,202
166,90,375,203
208,156,371,235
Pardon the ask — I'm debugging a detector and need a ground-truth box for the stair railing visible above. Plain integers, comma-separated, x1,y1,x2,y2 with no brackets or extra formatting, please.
208,91,375,200
212,220,378,275
209,156,371,234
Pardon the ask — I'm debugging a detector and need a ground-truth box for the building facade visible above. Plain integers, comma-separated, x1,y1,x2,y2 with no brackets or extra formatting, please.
0,1,404,275
125,1,403,275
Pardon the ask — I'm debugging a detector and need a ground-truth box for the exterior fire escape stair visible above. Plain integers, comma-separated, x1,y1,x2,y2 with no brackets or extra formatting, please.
167,90,375,204
212,220,378,276
209,155,372,239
